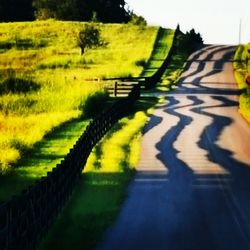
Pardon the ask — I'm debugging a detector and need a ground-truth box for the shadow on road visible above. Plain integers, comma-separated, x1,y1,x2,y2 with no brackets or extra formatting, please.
147,92,250,249
97,45,250,250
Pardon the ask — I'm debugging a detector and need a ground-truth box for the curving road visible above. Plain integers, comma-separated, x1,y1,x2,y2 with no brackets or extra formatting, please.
97,45,250,250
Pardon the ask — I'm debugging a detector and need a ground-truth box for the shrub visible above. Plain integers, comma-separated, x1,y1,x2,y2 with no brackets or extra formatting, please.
176,29,203,54
78,24,105,55
0,41,15,51
82,91,109,118
0,74,40,95
135,59,147,67
129,14,147,26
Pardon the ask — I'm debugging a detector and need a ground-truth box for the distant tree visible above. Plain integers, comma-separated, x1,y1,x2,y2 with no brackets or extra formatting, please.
187,28,203,44
0,0,34,21
78,24,104,55
176,28,203,54
93,0,130,23
32,0,131,22
0,0,142,24
129,13,147,26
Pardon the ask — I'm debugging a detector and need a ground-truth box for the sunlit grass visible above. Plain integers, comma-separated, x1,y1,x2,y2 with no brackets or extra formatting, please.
0,21,158,77
84,111,149,173
0,20,159,172
142,28,175,77
0,118,89,201
234,44,250,122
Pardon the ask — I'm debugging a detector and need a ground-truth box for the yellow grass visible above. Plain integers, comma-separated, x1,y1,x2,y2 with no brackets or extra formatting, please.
0,20,159,172
84,111,148,173
234,44,250,123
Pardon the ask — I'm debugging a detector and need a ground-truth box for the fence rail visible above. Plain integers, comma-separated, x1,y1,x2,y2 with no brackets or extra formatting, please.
106,81,145,96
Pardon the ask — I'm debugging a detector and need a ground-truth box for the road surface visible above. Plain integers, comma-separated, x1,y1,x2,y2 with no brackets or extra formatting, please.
97,45,250,250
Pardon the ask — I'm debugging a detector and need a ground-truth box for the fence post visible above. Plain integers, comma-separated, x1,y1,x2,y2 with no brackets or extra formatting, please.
114,82,118,97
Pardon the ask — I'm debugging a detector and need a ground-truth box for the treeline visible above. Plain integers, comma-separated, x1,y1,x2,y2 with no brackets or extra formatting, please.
176,26,204,53
0,0,133,23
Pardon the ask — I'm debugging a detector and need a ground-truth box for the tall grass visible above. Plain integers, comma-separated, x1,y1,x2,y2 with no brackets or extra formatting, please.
234,44,250,122
0,20,159,172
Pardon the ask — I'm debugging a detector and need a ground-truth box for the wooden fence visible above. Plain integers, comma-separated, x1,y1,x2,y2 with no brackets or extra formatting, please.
105,26,180,96
0,85,140,250
0,25,180,250
106,81,145,96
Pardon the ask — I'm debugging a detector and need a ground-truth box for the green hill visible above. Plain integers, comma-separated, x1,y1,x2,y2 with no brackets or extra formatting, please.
0,20,160,173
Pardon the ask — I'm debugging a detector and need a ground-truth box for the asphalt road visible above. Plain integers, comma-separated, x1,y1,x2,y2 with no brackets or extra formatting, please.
97,45,250,250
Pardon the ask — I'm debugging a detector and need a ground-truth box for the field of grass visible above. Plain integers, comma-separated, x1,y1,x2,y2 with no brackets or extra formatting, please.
234,44,250,122
0,20,159,173
0,19,177,249
38,30,187,250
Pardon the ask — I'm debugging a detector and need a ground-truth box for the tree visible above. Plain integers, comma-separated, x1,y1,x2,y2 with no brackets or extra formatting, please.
129,13,147,26
78,24,103,55
0,0,139,24
93,0,130,23
32,0,131,22
0,0,34,21
176,28,203,54
187,28,203,44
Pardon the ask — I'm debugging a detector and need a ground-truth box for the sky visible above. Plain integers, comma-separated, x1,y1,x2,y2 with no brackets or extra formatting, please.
126,0,250,45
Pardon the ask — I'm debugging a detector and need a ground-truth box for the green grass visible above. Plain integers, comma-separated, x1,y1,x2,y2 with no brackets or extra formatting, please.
157,54,190,92
141,28,175,77
0,117,89,201
38,172,132,250
0,20,160,172
150,32,192,92
234,43,250,122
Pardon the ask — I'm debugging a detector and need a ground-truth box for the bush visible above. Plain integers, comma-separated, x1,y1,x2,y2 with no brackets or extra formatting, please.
82,91,109,118
0,41,15,52
129,14,147,26
135,59,147,67
78,24,105,55
176,29,203,54
0,74,40,95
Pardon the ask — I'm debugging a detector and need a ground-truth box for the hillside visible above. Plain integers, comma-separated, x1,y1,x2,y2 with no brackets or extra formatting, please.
0,20,160,173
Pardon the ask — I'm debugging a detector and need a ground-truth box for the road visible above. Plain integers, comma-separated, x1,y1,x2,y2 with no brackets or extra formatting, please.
97,45,250,250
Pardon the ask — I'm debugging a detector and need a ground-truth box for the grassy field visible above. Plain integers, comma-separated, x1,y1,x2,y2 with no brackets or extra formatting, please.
234,44,250,122
0,20,159,173
38,30,187,250
0,19,177,249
